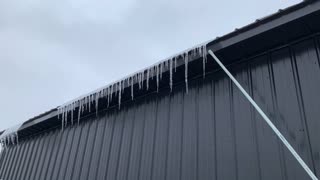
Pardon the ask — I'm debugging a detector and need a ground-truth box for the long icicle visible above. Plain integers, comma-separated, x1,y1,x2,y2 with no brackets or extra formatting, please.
160,62,163,80
131,76,134,100
78,100,82,125
156,65,159,92
208,50,318,180
174,57,177,72
170,58,173,91
118,81,122,110
147,69,150,90
95,92,100,117
202,46,206,78
141,71,144,89
71,103,74,125
184,52,189,94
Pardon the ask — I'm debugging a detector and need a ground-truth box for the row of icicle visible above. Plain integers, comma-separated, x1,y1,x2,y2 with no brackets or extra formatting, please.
58,44,207,129
0,133,19,149
0,123,22,148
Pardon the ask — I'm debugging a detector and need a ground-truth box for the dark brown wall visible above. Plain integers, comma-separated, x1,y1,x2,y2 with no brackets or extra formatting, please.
1,36,320,180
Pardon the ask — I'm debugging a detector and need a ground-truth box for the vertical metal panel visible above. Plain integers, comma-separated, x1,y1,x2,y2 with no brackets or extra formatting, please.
95,112,115,180
16,137,33,179
126,100,146,180
181,84,198,180
79,119,99,180
28,133,47,180
197,79,216,180
38,130,58,180
116,105,135,180
70,120,91,180
87,114,108,180
232,66,260,180
0,147,8,176
2,145,16,178
50,126,70,180
105,108,125,180
166,86,184,180
44,129,63,180
271,47,313,180
63,121,84,180
152,94,170,180
11,140,27,180
139,97,158,180
1,36,320,180
250,56,285,180
293,39,320,176
57,127,76,180
34,132,52,180
215,77,237,180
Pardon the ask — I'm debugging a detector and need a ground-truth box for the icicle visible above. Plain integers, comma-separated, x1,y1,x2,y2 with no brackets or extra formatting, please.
147,69,150,90
156,65,159,92
0,123,22,148
82,98,85,114
110,84,114,103
202,45,207,78
95,92,100,117
109,86,112,103
118,82,121,110
106,87,110,107
61,107,65,130
203,49,206,78
131,76,134,100
185,52,189,94
78,100,82,124
140,73,143,89
71,103,74,125
141,72,144,89
15,132,19,145
102,89,105,98
174,57,177,72
203,45,207,63
160,62,163,80
65,105,68,127
138,73,141,89
115,83,118,106
58,107,60,120
170,58,173,92
89,95,92,112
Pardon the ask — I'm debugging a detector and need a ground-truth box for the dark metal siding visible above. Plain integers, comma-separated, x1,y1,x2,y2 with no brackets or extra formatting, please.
1,36,320,180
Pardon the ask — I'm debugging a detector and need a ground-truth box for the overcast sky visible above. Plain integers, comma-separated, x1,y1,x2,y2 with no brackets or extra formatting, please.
0,0,301,131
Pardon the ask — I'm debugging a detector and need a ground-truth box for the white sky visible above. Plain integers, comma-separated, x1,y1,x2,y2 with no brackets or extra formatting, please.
0,0,301,131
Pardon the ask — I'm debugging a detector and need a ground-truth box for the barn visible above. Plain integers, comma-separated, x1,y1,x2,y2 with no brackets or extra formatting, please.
1,0,320,179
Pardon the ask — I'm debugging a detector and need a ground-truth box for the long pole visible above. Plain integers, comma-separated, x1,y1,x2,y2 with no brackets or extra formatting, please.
208,50,318,180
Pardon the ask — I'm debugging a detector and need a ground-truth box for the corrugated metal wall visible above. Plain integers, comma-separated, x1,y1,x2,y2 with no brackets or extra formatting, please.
1,36,320,180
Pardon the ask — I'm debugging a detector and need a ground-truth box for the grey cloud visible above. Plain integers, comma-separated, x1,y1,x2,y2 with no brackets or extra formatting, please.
0,0,301,130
